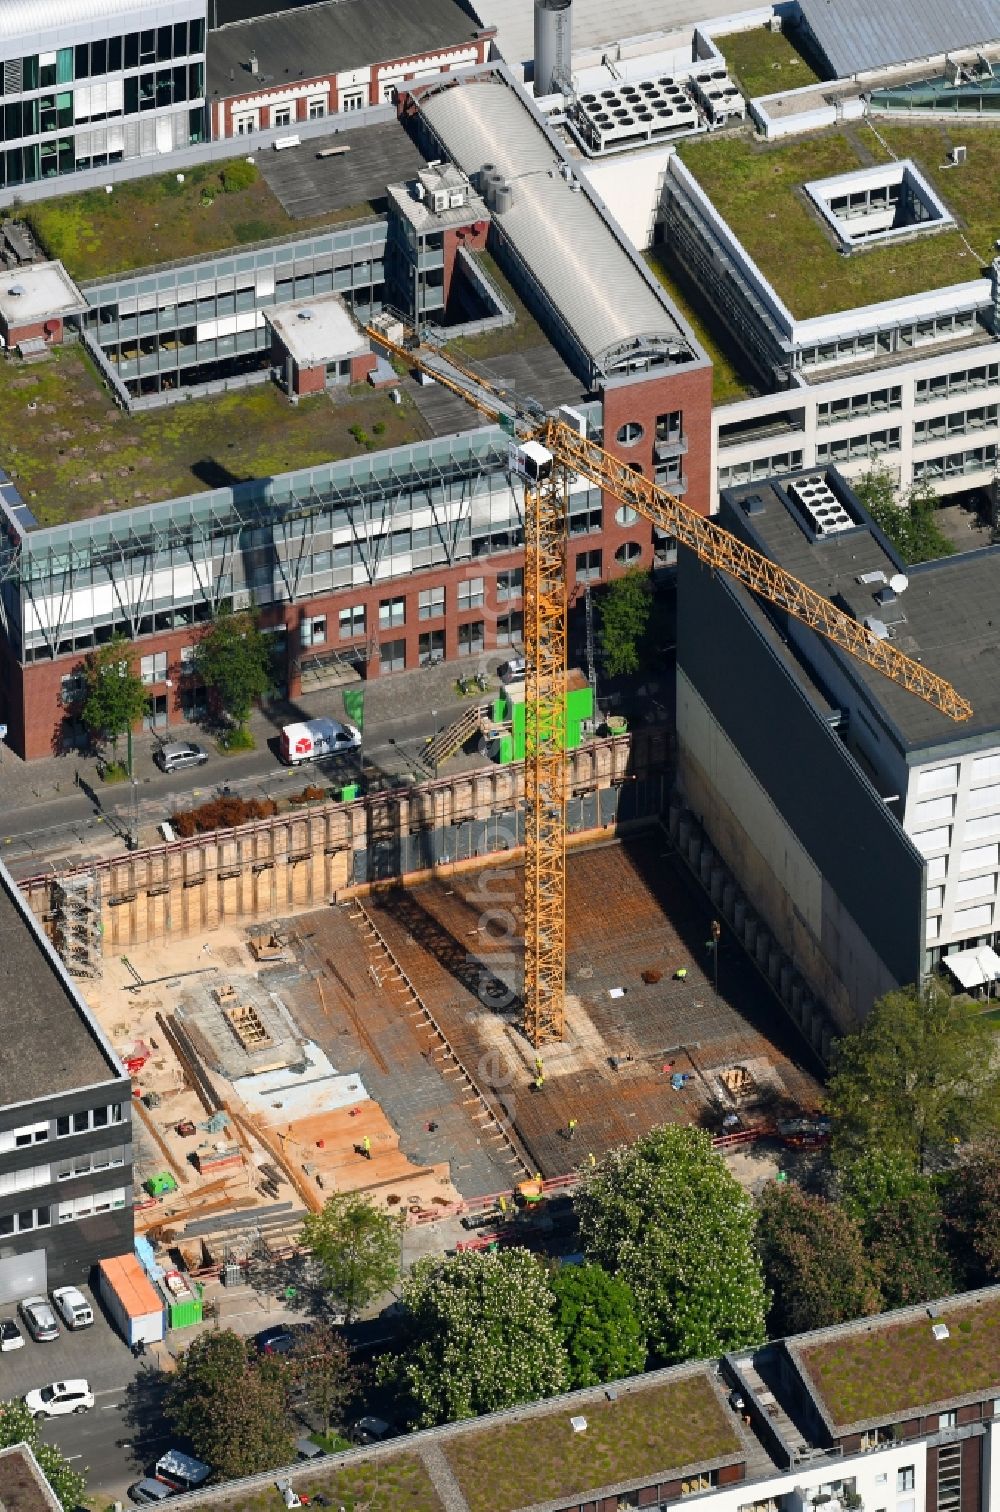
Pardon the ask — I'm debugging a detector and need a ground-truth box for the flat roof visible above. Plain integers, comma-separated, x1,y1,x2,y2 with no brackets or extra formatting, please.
791,1288,1000,1434
798,0,1000,79
207,0,484,101
266,292,368,366
0,261,86,331
419,72,702,376
676,121,1000,319
0,862,124,1106
387,166,489,233
473,0,743,75
0,1446,62,1512
721,472,1000,753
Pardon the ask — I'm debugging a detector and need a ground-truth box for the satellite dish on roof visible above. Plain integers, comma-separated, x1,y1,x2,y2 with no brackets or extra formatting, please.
889,573,909,594
7,284,25,297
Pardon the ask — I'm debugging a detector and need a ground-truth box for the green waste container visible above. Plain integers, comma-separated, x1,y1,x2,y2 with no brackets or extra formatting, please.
146,1173,177,1198
168,1284,203,1330
339,783,359,802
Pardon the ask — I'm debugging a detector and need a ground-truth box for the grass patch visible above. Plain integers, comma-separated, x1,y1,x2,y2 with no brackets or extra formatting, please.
216,727,256,754
445,1373,740,1512
450,250,550,359
799,1293,1000,1427
716,26,823,98
677,122,1000,318
202,1451,444,1512
0,346,430,524
24,159,376,282
645,248,756,404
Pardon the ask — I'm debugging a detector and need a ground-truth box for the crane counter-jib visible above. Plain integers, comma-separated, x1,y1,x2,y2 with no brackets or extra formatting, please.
541,420,973,725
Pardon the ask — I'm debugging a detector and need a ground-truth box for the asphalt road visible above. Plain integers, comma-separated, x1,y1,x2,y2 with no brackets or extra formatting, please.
0,694,479,876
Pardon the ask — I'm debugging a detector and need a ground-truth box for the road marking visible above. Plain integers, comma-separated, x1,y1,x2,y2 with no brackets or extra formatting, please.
65,1455,83,1462
95,1388,126,1397
101,1403,123,1410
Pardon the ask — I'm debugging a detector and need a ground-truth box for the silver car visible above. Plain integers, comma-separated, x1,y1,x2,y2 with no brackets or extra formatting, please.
153,741,209,774
18,1296,59,1342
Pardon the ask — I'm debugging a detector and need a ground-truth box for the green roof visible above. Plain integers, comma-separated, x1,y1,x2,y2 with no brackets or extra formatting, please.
796,1291,1000,1431
444,1369,743,1512
677,122,1000,319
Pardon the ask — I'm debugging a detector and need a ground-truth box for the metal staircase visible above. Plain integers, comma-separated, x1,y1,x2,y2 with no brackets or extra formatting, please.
422,703,492,771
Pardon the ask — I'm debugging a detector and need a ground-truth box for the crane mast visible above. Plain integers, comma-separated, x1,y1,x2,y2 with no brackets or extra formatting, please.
364,323,972,1047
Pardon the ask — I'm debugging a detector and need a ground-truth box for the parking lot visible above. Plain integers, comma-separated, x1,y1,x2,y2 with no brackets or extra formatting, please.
0,1284,134,1401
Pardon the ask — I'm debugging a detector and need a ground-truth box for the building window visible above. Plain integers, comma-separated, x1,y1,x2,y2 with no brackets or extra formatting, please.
419,586,445,620
457,621,484,656
57,1186,127,1223
0,1123,49,1154
140,650,167,685
497,610,523,647
938,1410,957,1430
341,89,365,111
381,638,405,673
615,541,642,566
576,549,601,583
55,1105,124,1138
301,615,327,647
379,597,405,630
897,1468,915,1494
615,421,644,445
655,456,683,487
497,568,522,601
0,1206,51,1236
937,1446,960,1512
179,645,195,670
656,409,682,442
339,604,365,640
234,112,256,135
457,577,484,611
307,97,327,119
61,671,88,706
418,630,444,665
272,106,292,128
615,505,639,526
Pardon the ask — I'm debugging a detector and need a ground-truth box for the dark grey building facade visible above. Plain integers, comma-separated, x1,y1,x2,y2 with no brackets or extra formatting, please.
0,865,131,1302
676,469,927,1031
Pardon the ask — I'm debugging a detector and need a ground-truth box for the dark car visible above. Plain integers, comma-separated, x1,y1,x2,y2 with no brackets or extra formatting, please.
255,1324,300,1355
153,742,209,774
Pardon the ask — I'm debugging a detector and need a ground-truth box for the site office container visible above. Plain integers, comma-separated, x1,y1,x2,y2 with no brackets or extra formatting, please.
98,1254,166,1346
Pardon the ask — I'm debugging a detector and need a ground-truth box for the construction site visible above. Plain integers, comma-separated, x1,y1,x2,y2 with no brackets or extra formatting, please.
65,815,823,1289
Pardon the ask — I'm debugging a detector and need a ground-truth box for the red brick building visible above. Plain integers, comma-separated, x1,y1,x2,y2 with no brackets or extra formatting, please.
206,0,492,139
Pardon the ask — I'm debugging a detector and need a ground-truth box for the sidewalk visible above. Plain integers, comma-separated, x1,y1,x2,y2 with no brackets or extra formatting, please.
0,651,514,810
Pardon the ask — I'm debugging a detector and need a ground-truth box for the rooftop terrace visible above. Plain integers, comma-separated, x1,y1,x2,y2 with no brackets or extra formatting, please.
0,345,429,525
793,1288,1000,1433
677,121,1000,318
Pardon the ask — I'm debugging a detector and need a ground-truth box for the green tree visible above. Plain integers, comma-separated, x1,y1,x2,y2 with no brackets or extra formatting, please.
756,1182,881,1337
0,1400,87,1510
577,1125,768,1363
853,465,954,565
378,1248,568,1427
165,1330,294,1480
551,1261,646,1388
827,979,1000,1172
285,1320,354,1437
193,606,273,735
300,1193,403,1323
945,1142,1000,1286
839,1150,954,1307
598,568,653,677
81,635,150,768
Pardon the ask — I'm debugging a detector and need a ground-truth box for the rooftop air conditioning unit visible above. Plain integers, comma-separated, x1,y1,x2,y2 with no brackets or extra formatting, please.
432,189,449,213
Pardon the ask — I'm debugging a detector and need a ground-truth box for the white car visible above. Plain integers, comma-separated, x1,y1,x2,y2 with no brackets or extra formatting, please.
24,1379,94,1419
51,1286,94,1330
0,1319,23,1351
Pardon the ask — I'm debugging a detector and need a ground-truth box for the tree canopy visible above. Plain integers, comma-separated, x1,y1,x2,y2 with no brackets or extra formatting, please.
81,635,149,765
284,1320,354,1436
576,1125,768,1363
598,568,654,678
165,1330,294,1480
853,465,954,566
193,605,273,731
551,1261,646,1388
300,1193,403,1323
756,1181,881,1336
945,1141,1000,1287
0,1400,87,1509
379,1248,568,1427
826,978,1000,1171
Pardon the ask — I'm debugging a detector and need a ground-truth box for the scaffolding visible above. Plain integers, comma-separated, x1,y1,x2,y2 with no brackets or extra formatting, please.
51,871,103,978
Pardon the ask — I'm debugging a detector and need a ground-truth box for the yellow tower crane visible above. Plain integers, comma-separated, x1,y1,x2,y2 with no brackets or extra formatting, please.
365,321,973,1047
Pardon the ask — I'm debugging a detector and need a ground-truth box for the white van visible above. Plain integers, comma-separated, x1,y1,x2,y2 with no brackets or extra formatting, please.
280,718,361,765
51,1286,94,1330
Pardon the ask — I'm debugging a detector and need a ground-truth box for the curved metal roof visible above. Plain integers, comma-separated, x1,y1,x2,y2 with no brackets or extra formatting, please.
0,0,180,45
420,76,692,375
798,0,1000,78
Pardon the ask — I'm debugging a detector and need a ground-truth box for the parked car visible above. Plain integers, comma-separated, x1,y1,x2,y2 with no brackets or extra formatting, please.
153,741,209,774
350,1415,395,1444
0,1319,23,1351
129,1481,175,1506
255,1323,299,1355
18,1297,59,1342
51,1285,94,1330
24,1379,94,1418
